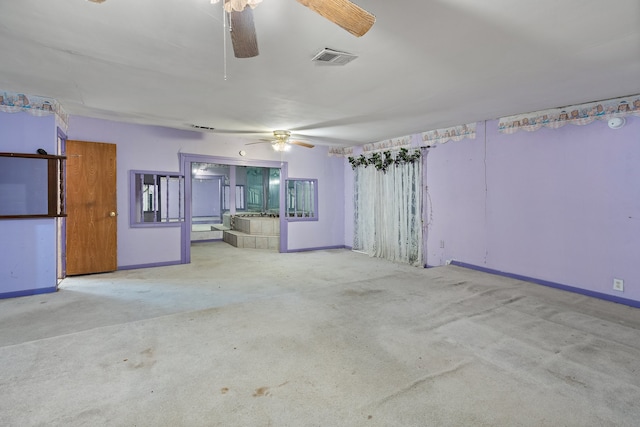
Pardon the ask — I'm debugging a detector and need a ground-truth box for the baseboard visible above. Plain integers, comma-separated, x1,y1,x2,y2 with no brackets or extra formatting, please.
287,245,348,253
0,286,57,299
449,260,640,309
118,260,183,271
191,239,223,244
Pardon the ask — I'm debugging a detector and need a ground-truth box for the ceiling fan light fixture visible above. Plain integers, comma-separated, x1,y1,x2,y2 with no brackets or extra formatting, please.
272,142,290,152
273,130,291,139
211,0,262,13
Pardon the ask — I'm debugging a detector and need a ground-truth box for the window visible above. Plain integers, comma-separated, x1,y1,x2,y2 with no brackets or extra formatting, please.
130,171,184,226
286,179,318,221
245,167,280,213
222,185,246,210
0,152,66,218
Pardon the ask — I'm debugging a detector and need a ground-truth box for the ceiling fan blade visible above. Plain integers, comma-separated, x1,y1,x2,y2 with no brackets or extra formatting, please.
245,140,270,145
229,7,259,58
290,140,315,148
296,0,375,37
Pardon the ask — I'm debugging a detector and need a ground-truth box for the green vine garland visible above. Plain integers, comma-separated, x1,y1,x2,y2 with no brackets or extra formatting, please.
348,148,421,173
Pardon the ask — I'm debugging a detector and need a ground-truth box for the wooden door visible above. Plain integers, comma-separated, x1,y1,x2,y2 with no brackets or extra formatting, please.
66,140,117,275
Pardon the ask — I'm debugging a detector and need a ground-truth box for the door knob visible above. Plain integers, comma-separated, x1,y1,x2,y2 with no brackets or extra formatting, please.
110,211,117,217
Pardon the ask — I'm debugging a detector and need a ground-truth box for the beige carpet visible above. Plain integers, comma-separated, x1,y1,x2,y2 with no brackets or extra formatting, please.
1,242,639,426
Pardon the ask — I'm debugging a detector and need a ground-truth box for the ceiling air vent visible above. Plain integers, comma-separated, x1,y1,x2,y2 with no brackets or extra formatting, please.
311,48,358,66
189,124,216,131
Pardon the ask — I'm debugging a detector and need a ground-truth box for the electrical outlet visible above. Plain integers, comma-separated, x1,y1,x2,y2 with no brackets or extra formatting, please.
613,278,624,292
440,240,445,248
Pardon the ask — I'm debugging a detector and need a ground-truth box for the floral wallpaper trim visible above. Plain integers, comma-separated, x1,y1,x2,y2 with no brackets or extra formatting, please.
362,136,412,153
328,146,354,157
421,123,476,145
0,90,69,131
498,94,640,134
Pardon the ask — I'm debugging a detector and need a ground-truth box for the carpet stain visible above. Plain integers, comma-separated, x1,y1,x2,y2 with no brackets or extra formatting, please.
127,347,157,369
253,386,270,397
221,387,229,394
252,382,288,397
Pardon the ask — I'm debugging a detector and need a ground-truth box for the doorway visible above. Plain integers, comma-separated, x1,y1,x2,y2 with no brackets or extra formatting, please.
190,162,228,242
180,153,287,264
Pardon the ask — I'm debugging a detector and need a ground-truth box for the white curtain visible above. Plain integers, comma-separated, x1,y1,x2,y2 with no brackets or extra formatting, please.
353,155,422,266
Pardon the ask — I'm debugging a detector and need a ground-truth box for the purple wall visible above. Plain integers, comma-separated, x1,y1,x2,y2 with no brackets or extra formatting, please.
67,116,346,267
286,145,345,251
5,106,636,305
0,113,58,297
425,117,640,302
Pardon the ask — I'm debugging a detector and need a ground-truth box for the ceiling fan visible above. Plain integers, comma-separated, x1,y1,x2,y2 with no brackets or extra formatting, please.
212,0,376,58
246,130,315,151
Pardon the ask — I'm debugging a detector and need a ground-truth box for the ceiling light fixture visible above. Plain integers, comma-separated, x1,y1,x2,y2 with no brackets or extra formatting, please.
272,142,290,152
271,130,292,152
211,0,263,13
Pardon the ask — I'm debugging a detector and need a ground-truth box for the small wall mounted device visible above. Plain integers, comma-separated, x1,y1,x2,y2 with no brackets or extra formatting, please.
607,117,625,129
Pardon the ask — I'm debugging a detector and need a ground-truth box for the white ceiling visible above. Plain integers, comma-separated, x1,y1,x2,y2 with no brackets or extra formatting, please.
1,0,639,147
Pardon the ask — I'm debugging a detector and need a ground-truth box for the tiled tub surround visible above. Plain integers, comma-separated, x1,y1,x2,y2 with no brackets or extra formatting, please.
234,216,280,235
223,214,280,250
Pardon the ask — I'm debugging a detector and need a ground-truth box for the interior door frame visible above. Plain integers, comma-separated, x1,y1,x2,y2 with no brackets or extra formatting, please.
179,153,288,264
56,127,67,281
421,147,429,268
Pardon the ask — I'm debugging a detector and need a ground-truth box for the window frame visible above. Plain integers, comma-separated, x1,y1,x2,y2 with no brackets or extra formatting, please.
129,170,185,228
222,184,246,211
285,178,318,222
0,152,66,219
